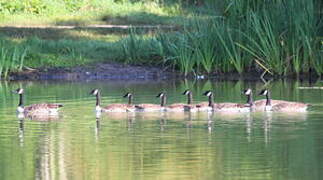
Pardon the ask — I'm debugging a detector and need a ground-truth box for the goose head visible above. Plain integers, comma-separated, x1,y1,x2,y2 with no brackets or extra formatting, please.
203,90,213,97
123,92,132,98
13,88,24,94
156,92,165,98
182,89,191,96
243,88,252,96
258,89,269,96
90,89,99,96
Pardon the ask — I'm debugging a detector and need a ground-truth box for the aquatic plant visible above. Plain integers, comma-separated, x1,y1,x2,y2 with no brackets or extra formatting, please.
0,0,321,78
0,45,28,79
119,0,322,77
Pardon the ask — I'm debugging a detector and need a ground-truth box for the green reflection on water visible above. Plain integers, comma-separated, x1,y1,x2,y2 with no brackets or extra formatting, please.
0,80,323,180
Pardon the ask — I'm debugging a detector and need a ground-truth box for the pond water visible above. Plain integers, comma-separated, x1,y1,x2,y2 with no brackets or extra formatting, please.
0,80,323,180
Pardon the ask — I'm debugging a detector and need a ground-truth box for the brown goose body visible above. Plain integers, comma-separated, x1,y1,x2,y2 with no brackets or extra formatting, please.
202,90,253,112
195,102,211,112
258,89,310,112
166,103,196,112
24,103,63,114
102,104,135,112
134,92,167,112
271,102,309,112
135,104,164,112
14,88,63,116
214,103,248,112
165,90,198,112
254,99,288,112
90,90,135,113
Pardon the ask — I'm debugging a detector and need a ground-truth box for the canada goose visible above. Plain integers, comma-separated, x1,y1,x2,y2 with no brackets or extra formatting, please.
13,88,63,116
167,90,197,112
253,90,287,112
196,91,215,112
202,90,253,112
90,89,135,112
258,89,309,112
135,92,167,112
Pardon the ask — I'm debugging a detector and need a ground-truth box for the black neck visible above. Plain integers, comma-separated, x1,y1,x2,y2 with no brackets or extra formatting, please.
161,95,166,107
187,92,192,104
266,92,271,106
208,94,214,107
18,94,24,107
96,92,101,106
246,93,254,106
128,95,133,105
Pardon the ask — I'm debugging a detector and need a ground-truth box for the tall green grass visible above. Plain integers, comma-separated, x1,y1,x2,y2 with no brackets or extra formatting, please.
119,0,322,77
0,0,321,78
0,42,28,79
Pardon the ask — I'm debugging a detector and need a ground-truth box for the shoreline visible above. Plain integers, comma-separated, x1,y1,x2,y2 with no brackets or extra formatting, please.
8,62,320,81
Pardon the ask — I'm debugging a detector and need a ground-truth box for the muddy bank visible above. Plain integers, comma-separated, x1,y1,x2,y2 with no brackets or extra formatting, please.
9,62,318,81
10,62,179,81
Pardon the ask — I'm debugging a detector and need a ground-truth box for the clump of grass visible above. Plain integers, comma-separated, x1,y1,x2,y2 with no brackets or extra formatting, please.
119,0,322,77
0,0,321,78
0,42,28,79
0,0,192,26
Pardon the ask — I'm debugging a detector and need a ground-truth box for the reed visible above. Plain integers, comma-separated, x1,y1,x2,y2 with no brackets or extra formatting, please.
0,0,321,78
0,44,28,79
142,0,322,76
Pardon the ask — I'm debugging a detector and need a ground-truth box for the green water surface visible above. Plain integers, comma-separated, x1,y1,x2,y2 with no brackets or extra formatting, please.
0,80,323,180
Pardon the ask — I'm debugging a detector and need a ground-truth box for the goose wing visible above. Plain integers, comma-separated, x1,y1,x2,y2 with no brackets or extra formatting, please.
272,102,309,112
103,104,135,112
215,103,244,109
135,104,160,109
25,103,63,111
196,102,209,108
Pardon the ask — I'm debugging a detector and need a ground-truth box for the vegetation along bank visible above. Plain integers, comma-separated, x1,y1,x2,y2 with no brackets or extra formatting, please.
0,0,322,80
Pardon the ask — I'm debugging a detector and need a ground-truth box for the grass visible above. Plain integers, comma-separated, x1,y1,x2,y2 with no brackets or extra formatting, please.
117,0,323,77
0,0,201,27
0,0,321,79
0,42,28,79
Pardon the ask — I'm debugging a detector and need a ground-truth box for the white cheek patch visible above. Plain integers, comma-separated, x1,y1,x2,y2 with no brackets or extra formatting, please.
245,89,251,95
93,89,98,95
18,89,24,94
160,93,164,97
184,90,190,95
264,90,268,95
206,91,212,97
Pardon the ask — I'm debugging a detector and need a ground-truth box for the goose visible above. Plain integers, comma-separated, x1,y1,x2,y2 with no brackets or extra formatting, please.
258,89,309,112
167,90,197,112
135,92,167,112
202,89,253,112
13,88,63,116
253,90,288,112
90,89,135,112
196,91,215,112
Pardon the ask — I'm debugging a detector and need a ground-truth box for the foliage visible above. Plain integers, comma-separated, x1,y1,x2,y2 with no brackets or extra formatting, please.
119,0,322,76
0,41,28,79
0,0,322,78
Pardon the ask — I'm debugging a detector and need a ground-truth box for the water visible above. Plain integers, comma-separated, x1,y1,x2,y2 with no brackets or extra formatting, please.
0,80,323,180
